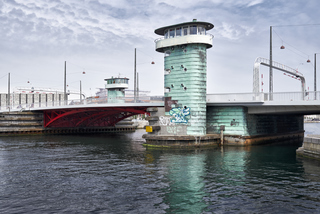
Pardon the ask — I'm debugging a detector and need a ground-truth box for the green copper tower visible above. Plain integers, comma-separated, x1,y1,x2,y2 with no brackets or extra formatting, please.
155,19,214,136
105,77,129,103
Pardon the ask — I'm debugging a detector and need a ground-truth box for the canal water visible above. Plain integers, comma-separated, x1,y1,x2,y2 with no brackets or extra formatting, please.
0,125,320,213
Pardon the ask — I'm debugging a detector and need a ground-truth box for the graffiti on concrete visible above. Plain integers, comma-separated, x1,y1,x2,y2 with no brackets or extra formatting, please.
169,107,190,124
230,119,239,126
159,116,174,126
166,125,185,135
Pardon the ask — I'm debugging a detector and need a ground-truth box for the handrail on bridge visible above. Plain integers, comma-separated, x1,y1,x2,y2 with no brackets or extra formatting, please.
0,96,164,113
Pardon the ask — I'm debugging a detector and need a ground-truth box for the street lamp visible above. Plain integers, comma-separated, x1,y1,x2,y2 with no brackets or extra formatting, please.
269,26,286,100
64,61,67,104
306,53,319,100
314,53,319,100
269,26,273,100
7,73,10,107
64,61,86,104
133,48,155,102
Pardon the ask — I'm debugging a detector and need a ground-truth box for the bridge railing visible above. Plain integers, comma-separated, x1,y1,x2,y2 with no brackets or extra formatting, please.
207,91,320,102
0,96,164,112
2,91,320,112
206,92,265,102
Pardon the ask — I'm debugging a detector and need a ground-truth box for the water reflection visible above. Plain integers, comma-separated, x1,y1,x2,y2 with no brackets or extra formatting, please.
162,152,208,213
0,130,320,213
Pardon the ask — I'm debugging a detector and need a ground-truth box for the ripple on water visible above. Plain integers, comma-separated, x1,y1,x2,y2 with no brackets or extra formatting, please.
0,132,320,213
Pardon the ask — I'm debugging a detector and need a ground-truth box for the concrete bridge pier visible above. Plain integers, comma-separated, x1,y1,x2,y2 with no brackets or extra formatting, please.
143,107,220,148
143,106,304,148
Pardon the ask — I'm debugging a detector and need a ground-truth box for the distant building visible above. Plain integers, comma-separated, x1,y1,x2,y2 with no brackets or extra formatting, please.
0,87,66,109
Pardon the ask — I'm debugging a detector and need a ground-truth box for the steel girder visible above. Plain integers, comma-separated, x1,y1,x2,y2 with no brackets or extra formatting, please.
43,107,149,128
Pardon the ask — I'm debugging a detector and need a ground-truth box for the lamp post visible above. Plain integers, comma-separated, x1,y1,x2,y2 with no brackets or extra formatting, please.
269,24,320,101
314,53,319,100
133,48,155,103
269,26,273,100
134,48,137,102
306,53,319,100
64,61,67,104
269,26,286,101
7,73,10,107
80,80,82,103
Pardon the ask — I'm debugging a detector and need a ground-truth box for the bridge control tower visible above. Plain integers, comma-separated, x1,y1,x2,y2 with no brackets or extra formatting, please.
154,19,214,136
105,77,129,103
143,19,216,147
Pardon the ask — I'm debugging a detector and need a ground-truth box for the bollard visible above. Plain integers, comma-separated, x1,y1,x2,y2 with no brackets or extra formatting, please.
220,125,225,145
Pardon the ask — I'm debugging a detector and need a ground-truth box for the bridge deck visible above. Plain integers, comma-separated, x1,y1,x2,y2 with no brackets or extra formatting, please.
2,91,320,115
29,102,163,111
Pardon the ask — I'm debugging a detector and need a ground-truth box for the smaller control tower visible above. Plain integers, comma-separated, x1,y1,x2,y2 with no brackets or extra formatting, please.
105,77,129,103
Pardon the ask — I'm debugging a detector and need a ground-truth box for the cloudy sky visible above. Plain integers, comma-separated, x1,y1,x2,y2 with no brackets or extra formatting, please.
1,0,320,97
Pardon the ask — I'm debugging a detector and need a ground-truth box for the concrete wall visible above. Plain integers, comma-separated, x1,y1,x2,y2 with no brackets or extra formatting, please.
0,93,65,108
147,106,304,138
146,107,188,136
207,106,304,137
207,106,248,136
297,137,320,160
0,94,7,107
247,113,304,136
0,112,43,133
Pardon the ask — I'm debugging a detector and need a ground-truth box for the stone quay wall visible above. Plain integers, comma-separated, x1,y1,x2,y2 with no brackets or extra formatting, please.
297,136,320,160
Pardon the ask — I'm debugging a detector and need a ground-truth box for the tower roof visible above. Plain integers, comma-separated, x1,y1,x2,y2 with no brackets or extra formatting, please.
155,20,214,36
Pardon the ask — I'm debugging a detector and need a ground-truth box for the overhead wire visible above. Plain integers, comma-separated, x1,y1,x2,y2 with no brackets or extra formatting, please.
0,74,8,80
273,23,320,27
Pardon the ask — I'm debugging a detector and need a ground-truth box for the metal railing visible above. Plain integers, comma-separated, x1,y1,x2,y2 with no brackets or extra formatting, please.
207,91,320,102
2,91,320,112
206,92,265,102
0,96,164,112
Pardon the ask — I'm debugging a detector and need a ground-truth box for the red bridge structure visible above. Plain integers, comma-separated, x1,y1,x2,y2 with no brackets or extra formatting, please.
39,103,162,133
0,102,162,135
43,106,152,128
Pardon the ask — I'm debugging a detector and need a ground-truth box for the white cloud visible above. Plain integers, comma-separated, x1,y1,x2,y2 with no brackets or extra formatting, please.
0,0,319,95
247,0,264,7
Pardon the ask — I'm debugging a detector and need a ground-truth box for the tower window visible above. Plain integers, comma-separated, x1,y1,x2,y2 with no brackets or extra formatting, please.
198,26,206,35
169,29,175,38
164,29,169,39
176,27,181,37
183,26,188,36
190,25,197,35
